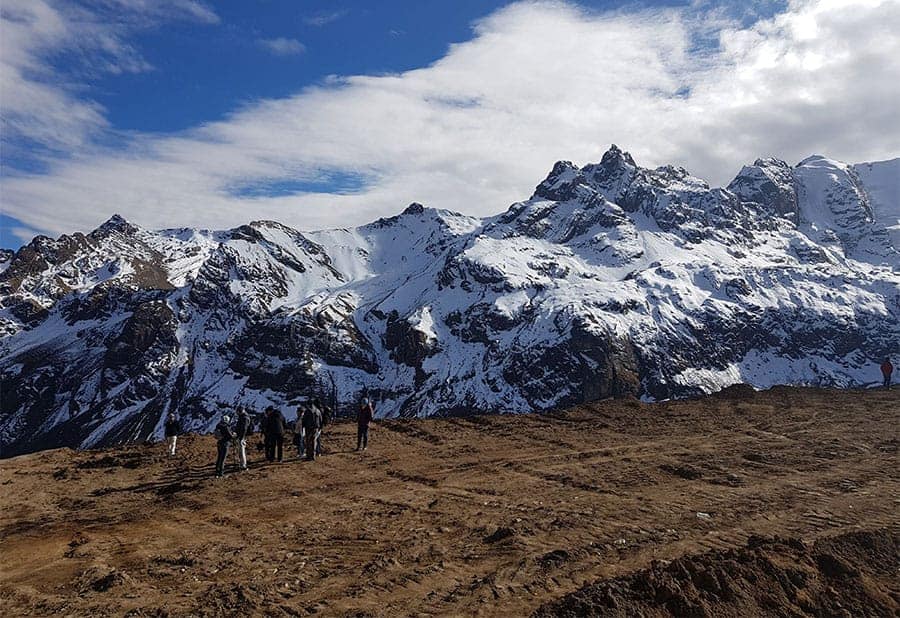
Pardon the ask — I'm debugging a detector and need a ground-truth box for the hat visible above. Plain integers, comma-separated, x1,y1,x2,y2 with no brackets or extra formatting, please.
223,414,232,423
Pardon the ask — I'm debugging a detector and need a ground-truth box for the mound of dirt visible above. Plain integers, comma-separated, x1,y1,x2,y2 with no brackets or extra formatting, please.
533,529,899,617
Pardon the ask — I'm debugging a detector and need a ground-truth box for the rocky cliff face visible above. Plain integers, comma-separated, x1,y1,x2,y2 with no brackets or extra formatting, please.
1,147,897,455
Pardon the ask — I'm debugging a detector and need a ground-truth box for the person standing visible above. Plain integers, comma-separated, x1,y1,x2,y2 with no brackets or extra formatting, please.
302,404,322,461
882,358,894,388
293,406,306,458
265,405,287,462
356,396,374,451
262,408,274,462
314,397,332,456
234,406,251,471
164,412,181,456
214,414,235,478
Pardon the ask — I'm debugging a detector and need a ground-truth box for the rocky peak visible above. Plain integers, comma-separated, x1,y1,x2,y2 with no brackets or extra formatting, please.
90,214,139,239
792,155,884,257
581,146,640,202
599,144,637,170
531,161,585,202
403,202,426,215
727,157,798,220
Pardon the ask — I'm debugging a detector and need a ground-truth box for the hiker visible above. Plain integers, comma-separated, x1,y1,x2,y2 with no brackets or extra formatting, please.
293,406,306,458
214,414,235,478
356,396,374,451
882,358,894,388
265,405,287,462
262,407,275,461
164,412,181,456
256,412,268,452
257,410,269,435
234,406,252,471
314,397,332,456
302,403,323,460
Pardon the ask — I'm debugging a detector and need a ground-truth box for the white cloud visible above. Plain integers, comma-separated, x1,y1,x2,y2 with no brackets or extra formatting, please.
2,0,899,241
303,10,349,27
0,0,217,155
258,37,307,56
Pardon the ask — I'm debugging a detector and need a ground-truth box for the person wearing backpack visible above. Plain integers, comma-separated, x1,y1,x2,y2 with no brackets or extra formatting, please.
302,404,323,461
164,412,181,456
214,414,235,478
265,405,287,462
356,396,374,451
882,358,894,388
234,406,252,471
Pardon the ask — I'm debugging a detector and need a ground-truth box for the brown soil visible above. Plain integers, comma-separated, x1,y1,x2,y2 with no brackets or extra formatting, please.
0,386,897,617
534,530,899,617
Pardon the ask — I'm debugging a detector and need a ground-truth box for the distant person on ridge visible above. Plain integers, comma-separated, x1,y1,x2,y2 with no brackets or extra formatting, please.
356,396,374,451
234,406,251,471
265,405,287,462
164,412,181,457
302,403,323,461
214,414,235,478
882,358,894,388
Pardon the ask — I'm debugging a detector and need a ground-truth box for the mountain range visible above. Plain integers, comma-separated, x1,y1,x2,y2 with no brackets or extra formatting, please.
1,146,897,455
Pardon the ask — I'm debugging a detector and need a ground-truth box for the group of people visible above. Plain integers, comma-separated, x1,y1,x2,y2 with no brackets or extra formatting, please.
163,395,377,478
160,358,894,477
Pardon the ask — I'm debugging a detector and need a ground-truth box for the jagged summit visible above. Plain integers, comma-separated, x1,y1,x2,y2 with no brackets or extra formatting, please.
1,149,897,455
599,143,637,169
403,202,426,215
91,213,139,237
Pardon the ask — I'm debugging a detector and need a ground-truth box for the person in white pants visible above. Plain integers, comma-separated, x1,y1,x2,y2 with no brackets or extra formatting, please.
164,413,181,456
234,407,252,471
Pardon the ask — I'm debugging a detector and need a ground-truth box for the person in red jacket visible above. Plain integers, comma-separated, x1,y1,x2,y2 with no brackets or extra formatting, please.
356,396,374,451
882,358,894,388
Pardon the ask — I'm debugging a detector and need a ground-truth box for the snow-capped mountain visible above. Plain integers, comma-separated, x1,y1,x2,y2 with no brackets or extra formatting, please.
1,146,898,455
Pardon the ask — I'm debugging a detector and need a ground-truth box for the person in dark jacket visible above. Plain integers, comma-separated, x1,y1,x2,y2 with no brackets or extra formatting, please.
164,412,181,456
356,397,374,451
214,414,235,478
234,406,252,470
882,358,894,388
302,404,322,461
262,407,274,461
293,406,306,458
265,406,287,462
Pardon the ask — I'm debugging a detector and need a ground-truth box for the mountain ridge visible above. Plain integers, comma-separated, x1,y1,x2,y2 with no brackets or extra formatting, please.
1,146,898,455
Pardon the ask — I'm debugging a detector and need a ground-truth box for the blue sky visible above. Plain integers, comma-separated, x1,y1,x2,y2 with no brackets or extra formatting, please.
1,0,898,249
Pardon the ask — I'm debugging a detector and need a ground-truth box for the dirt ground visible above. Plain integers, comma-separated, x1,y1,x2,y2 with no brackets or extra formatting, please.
1,386,898,617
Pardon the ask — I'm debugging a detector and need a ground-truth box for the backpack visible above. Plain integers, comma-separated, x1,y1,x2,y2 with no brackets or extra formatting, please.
213,424,225,440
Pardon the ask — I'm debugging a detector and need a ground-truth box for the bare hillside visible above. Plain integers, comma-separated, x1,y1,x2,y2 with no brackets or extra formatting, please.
1,386,898,616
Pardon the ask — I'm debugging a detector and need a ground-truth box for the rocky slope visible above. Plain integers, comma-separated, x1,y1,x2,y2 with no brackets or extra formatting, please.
1,146,898,454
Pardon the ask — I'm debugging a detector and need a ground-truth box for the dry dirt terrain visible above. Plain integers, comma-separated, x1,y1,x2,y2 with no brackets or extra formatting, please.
1,386,898,617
